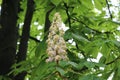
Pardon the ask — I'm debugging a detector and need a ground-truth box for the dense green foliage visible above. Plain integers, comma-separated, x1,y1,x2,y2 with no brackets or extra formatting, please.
1,0,120,80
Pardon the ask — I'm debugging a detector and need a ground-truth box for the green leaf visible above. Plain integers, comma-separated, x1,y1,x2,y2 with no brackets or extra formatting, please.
112,68,120,80
81,0,93,9
95,63,105,67
30,61,46,80
31,60,55,80
102,70,113,79
0,75,12,80
68,61,78,68
101,43,111,58
85,46,99,58
113,40,120,47
64,0,69,4
88,20,117,33
94,0,104,10
56,67,66,76
99,56,106,64
84,61,95,69
72,33,89,43
79,74,103,80
35,39,47,58
59,61,69,67
33,9,46,25
64,29,73,40
50,0,62,6
77,62,85,70
98,21,117,32
83,40,101,58
73,5,83,15
0,0,2,4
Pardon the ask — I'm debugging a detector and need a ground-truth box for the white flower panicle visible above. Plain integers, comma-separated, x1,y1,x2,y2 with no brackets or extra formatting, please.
46,13,68,63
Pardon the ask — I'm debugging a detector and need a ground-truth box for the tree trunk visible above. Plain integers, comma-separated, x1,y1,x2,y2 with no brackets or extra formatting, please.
0,0,19,75
14,0,35,80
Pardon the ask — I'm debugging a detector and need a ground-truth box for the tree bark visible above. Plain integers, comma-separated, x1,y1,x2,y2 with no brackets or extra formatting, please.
17,0,34,62
44,6,55,39
0,0,19,75
14,0,35,80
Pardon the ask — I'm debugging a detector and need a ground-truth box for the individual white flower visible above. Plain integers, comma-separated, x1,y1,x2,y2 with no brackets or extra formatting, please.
46,57,54,63
57,49,66,54
47,51,56,56
55,55,61,62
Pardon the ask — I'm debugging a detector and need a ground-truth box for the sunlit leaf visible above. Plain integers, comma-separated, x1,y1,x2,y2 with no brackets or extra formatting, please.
68,61,78,68
84,61,95,69
94,0,105,10
72,33,89,43
81,0,93,9
50,0,62,6
101,43,111,58
56,67,66,76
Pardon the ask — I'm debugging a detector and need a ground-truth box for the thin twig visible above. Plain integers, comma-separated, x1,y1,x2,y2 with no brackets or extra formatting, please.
106,56,120,65
71,17,112,34
63,2,72,28
29,36,40,42
106,0,113,20
19,35,40,42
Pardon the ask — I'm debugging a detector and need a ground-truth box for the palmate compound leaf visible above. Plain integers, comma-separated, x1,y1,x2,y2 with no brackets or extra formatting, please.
72,33,102,58
30,60,56,80
98,21,117,32
83,39,102,58
89,20,118,33
9,60,32,76
84,45,99,58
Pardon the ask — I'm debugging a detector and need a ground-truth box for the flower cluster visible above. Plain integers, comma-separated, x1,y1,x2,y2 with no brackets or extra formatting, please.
46,13,68,63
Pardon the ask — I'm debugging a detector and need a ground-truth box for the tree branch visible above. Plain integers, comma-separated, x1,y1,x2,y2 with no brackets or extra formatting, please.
71,17,112,34
15,0,35,80
17,0,35,62
106,56,120,65
44,5,55,39
63,2,72,28
44,7,55,33
19,35,40,42
106,0,112,20
29,36,40,42
0,0,19,75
